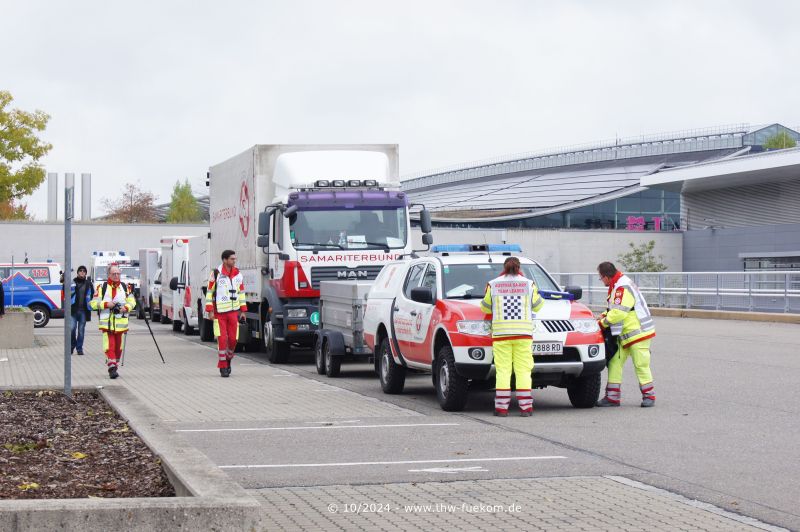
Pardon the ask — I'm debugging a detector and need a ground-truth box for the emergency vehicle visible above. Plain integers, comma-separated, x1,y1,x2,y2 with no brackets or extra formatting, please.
363,244,606,411
137,248,161,320
209,144,432,362
160,236,198,331
89,251,133,291
1,261,64,327
174,234,210,338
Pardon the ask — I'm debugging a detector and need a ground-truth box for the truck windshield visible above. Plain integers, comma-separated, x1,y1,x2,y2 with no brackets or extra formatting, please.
94,266,107,281
290,208,408,250
442,263,559,299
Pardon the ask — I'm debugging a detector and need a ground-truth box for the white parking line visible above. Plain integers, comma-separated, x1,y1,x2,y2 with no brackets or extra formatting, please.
221,456,566,469
177,422,459,433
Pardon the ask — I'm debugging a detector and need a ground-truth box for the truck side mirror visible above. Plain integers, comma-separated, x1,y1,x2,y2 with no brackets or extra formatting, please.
257,236,270,248
410,286,434,305
564,285,583,300
421,233,433,245
258,211,270,236
169,277,178,291
420,208,433,234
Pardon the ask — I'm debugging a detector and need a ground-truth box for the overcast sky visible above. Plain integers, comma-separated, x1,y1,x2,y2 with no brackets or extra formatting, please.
4,0,799,219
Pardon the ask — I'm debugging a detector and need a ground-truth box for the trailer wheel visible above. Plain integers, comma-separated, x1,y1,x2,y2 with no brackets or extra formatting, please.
182,310,195,336
378,337,405,394
434,345,469,411
315,338,326,375
325,341,342,378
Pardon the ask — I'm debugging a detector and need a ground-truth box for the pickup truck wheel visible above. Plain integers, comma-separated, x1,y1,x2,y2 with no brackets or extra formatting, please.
30,304,50,328
378,337,405,394
325,341,342,378
567,373,602,408
264,319,289,363
315,339,326,375
435,345,469,411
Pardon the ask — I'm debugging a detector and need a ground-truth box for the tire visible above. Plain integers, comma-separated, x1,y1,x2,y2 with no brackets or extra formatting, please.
172,317,182,332
137,299,145,320
150,297,160,321
315,339,327,375
159,299,170,324
434,345,469,411
182,310,195,335
325,341,342,378
263,318,290,363
30,304,50,328
567,372,602,408
198,303,214,342
378,337,405,394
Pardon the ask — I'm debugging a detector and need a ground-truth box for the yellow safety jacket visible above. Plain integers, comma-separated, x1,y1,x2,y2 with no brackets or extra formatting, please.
90,282,136,332
599,273,655,348
480,274,544,338
205,264,248,314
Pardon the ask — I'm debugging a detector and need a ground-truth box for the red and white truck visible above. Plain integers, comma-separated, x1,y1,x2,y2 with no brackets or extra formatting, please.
363,244,606,411
208,144,432,362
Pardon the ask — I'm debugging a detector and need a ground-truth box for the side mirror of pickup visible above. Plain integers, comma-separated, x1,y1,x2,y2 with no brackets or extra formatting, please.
564,285,583,300
410,286,434,305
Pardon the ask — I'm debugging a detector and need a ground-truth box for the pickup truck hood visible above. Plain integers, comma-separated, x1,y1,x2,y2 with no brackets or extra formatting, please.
440,298,595,320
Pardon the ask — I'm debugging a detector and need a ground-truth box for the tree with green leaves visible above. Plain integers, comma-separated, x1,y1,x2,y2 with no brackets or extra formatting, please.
0,90,52,219
763,131,797,150
166,179,202,223
102,182,158,223
617,240,667,272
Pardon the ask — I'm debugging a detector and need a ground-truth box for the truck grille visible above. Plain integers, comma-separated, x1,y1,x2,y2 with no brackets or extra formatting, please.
310,266,385,289
540,320,575,333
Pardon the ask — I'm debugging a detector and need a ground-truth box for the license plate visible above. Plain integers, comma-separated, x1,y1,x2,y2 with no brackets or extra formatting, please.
532,342,563,355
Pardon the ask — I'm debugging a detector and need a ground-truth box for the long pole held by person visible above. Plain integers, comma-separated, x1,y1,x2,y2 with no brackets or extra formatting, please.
142,307,166,364
63,173,74,398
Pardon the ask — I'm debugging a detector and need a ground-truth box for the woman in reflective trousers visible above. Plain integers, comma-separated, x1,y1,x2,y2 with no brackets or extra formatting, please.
480,257,544,416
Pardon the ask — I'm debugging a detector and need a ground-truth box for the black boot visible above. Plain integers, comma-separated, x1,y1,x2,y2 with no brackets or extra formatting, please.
219,367,229,378
226,357,233,376
108,366,119,379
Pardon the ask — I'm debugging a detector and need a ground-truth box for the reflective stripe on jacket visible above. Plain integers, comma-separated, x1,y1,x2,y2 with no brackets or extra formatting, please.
205,264,248,314
89,282,136,332
600,273,655,348
480,274,544,338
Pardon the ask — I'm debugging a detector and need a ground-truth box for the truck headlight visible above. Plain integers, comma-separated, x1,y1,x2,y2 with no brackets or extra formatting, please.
571,319,599,333
456,320,492,336
287,309,307,318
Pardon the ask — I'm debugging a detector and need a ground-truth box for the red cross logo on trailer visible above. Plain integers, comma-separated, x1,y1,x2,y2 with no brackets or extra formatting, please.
239,180,250,237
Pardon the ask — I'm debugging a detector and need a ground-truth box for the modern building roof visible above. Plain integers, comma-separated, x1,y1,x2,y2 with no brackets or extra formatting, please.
402,124,800,221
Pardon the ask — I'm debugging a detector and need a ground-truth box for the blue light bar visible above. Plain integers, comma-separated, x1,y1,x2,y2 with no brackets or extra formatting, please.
540,290,575,301
431,244,523,253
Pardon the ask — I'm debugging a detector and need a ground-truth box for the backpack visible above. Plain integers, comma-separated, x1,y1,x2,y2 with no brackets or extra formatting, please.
96,281,129,318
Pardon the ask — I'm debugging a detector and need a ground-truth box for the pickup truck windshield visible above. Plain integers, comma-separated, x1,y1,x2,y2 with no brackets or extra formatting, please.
442,263,559,299
290,208,408,251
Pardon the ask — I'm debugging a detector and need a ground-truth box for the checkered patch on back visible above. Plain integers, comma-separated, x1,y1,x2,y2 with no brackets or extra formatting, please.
503,296,523,320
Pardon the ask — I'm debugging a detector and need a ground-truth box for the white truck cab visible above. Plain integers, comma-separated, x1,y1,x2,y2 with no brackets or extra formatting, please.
363,244,606,411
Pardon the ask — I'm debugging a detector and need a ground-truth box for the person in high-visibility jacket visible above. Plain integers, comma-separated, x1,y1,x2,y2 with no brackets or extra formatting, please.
89,265,136,379
481,257,545,417
596,261,656,407
205,249,247,378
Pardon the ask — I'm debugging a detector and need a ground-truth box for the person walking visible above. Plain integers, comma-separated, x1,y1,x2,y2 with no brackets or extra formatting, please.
480,257,545,417
596,261,656,407
68,265,93,355
205,250,247,377
90,265,136,379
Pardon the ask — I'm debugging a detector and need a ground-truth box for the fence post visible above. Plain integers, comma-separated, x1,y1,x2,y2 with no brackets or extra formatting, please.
658,274,663,308
785,273,790,314
716,273,721,311
685,274,690,309
748,273,753,311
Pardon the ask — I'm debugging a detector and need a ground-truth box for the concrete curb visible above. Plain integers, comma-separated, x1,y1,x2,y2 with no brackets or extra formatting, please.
588,305,800,324
0,386,263,531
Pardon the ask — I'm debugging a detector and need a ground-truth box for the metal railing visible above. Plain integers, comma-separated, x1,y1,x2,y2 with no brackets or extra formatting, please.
552,271,800,314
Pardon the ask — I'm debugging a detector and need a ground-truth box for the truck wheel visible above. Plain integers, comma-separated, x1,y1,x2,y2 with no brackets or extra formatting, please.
137,300,145,320
198,303,214,342
325,341,342,378
264,320,289,363
378,337,405,394
30,304,50,328
435,345,469,411
182,310,195,335
172,317,182,332
315,339,326,375
160,299,170,324
150,297,160,321
567,373,602,408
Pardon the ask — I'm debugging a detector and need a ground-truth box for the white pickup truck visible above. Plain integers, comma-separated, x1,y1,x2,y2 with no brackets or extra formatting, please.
362,244,606,411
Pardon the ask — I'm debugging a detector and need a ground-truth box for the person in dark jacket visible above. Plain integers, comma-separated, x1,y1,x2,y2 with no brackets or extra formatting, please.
69,265,93,355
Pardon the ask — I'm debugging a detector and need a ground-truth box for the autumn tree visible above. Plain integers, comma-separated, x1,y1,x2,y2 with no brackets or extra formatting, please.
166,179,202,223
102,182,158,223
0,199,32,220
617,240,667,272
0,90,52,219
